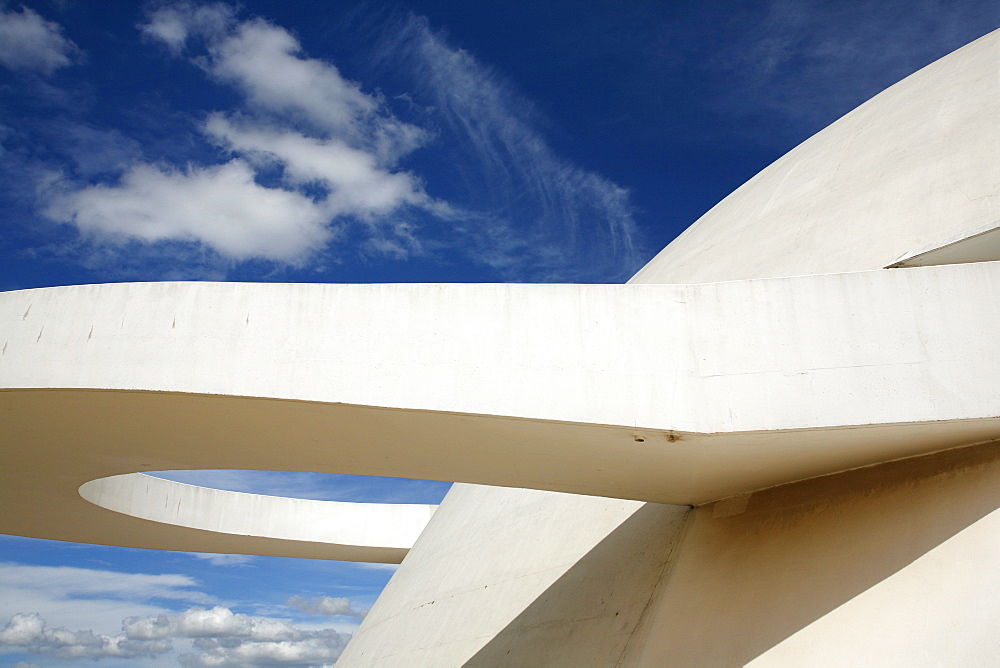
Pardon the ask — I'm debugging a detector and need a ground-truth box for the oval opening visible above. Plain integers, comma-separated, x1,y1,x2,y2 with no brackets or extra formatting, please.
78,471,450,563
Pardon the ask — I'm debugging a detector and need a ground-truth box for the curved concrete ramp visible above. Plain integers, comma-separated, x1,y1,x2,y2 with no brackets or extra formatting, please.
80,474,435,563
1,263,998,557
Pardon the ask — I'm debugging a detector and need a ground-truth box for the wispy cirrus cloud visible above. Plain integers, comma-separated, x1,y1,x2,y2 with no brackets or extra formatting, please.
0,563,207,602
700,0,1000,135
369,14,644,281
0,6,80,75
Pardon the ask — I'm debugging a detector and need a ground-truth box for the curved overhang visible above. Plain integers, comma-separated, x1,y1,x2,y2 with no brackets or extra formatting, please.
1,262,998,558
887,220,1000,268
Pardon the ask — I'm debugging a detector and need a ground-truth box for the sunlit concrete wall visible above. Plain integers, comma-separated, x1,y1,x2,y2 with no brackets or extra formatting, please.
622,441,1000,667
339,29,1000,666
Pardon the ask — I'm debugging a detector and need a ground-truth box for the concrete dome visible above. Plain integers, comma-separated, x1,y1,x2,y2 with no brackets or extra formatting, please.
631,30,999,285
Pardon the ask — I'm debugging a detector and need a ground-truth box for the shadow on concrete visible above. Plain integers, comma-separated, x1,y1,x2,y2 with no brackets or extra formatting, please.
463,501,690,667
465,438,1000,667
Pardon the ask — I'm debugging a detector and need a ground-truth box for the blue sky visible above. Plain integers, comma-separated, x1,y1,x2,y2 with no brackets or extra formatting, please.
0,1,996,665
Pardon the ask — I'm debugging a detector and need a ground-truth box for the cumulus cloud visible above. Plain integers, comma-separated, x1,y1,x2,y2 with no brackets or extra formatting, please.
124,606,294,640
0,6,79,75
186,631,347,667
127,606,351,666
0,561,215,649
141,1,235,53
0,612,170,660
43,4,442,267
1,606,352,665
205,19,377,138
0,562,355,665
145,3,376,138
286,595,367,619
47,160,333,263
204,114,430,218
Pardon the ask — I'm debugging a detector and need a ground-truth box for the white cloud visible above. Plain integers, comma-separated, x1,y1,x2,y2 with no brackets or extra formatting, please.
358,562,400,572
46,160,333,263
141,2,235,53
0,562,213,637
205,19,376,138
0,6,79,75
190,553,256,567
185,632,346,667
0,561,354,665
0,612,171,660
144,5,428,160
125,606,350,666
0,606,351,666
124,606,286,640
204,114,429,218
45,5,440,269
0,563,208,604
286,595,367,619
0,562,212,662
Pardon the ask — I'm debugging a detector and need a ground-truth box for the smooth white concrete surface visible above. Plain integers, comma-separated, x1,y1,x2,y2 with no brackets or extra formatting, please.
82,474,435,552
620,440,1000,667
8,272,997,436
339,485,689,667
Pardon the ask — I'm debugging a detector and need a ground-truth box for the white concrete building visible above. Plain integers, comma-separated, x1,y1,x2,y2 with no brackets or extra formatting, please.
1,28,999,667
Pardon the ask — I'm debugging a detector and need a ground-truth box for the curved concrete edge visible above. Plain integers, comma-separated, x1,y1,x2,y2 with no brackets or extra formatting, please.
3,261,999,435
887,219,1000,268
80,473,436,553
628,29,1000,285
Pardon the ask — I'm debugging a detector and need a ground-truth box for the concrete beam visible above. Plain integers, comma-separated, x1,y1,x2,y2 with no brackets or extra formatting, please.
1,261,998,557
